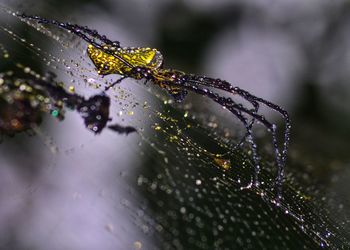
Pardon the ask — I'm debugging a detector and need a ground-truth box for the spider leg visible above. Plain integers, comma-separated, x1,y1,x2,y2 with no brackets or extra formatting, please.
232,86,291,168
218,91,285,199
188,76,290,168
165,81,285,199
227,106,261,187
18,14,120,49
184,76,290,198
105,76,128,91
17,14,135,68
227,87,290,197
230,102,259,167
221,100,261,186
184,75,261,164
177,76,262,186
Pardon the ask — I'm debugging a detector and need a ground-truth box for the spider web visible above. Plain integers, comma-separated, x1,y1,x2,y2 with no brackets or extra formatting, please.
0,6,349,249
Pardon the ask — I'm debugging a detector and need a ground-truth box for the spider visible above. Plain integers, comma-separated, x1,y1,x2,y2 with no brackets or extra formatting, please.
19,14,291,200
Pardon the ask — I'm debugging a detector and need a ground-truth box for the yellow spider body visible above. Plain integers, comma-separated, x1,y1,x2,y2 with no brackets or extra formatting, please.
87,44,163,77
87,44,185,96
